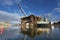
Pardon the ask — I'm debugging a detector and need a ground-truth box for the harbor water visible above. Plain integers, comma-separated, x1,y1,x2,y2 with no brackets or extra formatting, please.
0,26,60,40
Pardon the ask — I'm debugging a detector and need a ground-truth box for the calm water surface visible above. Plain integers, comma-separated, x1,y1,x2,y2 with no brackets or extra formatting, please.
0,26,60,40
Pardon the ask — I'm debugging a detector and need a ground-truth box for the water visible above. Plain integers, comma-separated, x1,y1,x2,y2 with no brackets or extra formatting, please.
0,26,60,40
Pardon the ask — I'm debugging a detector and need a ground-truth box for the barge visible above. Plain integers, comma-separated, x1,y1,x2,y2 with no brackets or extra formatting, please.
20,15,51,35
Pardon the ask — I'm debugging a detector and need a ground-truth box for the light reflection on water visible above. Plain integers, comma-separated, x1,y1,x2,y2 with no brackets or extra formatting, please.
0,26,60,40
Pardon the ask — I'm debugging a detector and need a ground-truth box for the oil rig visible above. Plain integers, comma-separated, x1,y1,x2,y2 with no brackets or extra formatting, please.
17,2,51,37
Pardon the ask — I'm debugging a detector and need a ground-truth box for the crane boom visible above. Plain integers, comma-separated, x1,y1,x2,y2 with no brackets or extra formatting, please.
18,3,27,17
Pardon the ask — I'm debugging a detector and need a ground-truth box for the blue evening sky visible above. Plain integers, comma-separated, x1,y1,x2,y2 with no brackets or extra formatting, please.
0,0,60,22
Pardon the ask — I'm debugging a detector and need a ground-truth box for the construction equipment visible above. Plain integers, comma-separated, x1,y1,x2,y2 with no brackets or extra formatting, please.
18,2,27,17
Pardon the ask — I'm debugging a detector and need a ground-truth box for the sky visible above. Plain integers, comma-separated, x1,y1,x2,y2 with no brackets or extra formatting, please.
0,0,60,22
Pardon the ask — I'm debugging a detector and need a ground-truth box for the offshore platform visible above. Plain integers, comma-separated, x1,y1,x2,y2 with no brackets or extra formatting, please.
17,2,51,38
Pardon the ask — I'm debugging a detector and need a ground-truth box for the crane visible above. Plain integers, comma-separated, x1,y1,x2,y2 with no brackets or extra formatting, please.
17,2,27,17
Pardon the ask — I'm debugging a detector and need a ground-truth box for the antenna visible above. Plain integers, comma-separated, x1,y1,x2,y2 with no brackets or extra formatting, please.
17,2,27,17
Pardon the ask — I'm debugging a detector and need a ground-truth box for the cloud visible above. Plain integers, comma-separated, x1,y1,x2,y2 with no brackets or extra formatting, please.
47,13,59,22
0,0,21,6
44,13,53,17
54,7,60,12
45,7,60,22
0,11,20,21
